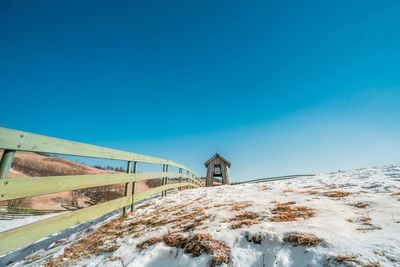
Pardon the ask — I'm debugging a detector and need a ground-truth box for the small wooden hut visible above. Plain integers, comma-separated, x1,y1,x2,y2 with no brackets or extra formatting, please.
204,153,231,187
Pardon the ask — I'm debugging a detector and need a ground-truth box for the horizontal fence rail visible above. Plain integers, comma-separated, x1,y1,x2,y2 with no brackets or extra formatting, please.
0,127,203,255
234,174,315,184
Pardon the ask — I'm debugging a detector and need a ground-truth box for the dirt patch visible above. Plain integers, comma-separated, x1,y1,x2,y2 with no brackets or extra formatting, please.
137,232,230,267
283,233,323,246
390,192,400,196
270,202,315,222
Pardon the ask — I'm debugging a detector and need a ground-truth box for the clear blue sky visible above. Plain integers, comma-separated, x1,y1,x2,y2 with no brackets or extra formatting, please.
1,1,400,181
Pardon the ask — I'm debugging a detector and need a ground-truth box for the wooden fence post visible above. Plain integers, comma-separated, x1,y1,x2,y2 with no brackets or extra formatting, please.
187,170,190,190
0,150,15,179
164,165,169,196
131,161,137,212
162,164,166,197
123,161,132,215
178,168,182,190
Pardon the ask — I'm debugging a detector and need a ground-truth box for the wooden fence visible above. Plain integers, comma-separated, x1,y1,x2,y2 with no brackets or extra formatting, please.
0,127,203,255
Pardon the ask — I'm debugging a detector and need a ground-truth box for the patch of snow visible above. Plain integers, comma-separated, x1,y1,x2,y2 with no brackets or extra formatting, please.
0,213,64,233
4,164,400,266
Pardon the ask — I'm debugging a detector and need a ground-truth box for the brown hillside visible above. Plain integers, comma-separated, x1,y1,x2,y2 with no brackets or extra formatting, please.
0,150,149,210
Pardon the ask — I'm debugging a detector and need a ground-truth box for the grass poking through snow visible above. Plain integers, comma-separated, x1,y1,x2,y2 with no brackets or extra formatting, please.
270,201,315,222
283,233,323,247
137,232,230,267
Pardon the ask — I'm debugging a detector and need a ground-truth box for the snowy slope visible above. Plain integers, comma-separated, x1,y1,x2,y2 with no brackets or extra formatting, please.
5,164,400,266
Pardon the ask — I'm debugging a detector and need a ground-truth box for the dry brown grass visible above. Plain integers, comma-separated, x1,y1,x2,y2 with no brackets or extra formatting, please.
328,254,381,267
244,232,265,244
145,178,162,188
325,191,352,198
182,215,209,232
328,255,363,265
301,190,320,195
283,233,323,246
44,218,126,266
270,202,315,222
230,203,252,211
231,220,260,229
349,202,369,208
348,216,382,232
106,256,125,265
43,200,211,265
374,251,399,264
227,212,261,229
137,232,230,267
283,189,294,193
260,186,272,191
390,192,400,196
138,201,153,209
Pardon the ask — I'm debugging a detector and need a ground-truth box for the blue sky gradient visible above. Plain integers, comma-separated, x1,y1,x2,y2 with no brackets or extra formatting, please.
1,1,400,181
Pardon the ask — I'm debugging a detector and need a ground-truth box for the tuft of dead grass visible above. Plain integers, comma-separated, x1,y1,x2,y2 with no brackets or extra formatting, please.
227,212,260,229
283,233,323,247
325,191,352,198
348,216,382,232
230,203,252,211
137,201,153,209
349,202,369,209
283,189,294,193
260,186,272,191
231,219,260,229
182,215,209,232
390,192,400,196
137,232,230,267
301,190,320,195
328,255,363,265
270,202,315,222
244,232,266,244
328,254,381,267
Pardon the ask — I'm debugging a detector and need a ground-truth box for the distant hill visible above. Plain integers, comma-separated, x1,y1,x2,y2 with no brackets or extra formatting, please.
0,150,149,210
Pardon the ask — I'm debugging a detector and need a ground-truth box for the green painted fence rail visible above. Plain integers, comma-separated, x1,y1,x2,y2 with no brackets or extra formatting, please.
0,127,203,255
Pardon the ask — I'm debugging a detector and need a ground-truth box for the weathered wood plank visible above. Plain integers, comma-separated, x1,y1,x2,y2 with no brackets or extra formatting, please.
0,127,199,177
0,172,201,201
134,182,196,203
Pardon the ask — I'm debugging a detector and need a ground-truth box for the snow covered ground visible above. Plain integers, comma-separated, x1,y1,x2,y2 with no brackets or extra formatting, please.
3,164,400,266
0,212,64,232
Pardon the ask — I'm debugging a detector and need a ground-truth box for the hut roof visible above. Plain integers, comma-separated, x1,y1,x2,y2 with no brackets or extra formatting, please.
204,153,231,168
